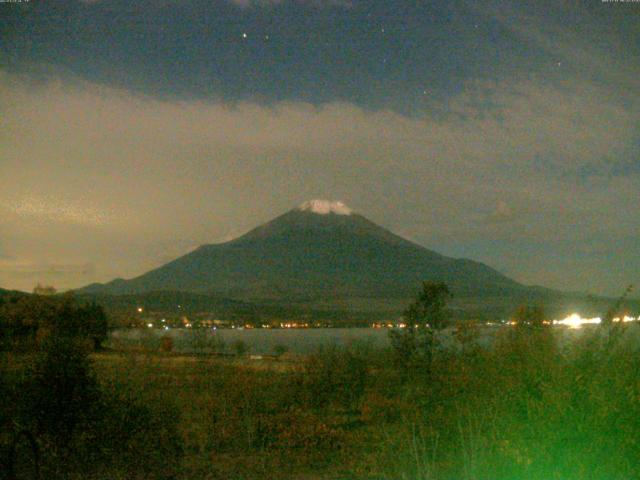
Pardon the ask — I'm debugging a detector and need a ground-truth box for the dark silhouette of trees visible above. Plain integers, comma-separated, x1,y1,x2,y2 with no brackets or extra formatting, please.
389,281,452,377
0,294,108,350
513,304,546,329
53,299,108,349
24,337,99,443
1,294,182,479
303,345,369,413
32,284,56,296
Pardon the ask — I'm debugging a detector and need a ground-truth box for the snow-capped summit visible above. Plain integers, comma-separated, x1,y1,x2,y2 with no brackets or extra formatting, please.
297,199,352,215
78,198,524,305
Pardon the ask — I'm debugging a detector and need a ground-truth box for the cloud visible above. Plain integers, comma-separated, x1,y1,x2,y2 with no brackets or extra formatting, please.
0,262,97,277
228,0,352,8
4,196,114,226
478,1,640,93
0,259,97,291
79,0,353,7
0,70,638,295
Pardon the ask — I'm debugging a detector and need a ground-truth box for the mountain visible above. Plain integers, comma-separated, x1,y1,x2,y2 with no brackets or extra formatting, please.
79,200,536,312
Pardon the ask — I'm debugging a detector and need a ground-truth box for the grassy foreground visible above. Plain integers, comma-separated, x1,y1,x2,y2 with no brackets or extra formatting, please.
3,321,640,479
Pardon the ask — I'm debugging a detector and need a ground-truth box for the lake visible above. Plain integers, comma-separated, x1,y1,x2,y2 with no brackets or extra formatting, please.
106,324,637,355
108,327,392,355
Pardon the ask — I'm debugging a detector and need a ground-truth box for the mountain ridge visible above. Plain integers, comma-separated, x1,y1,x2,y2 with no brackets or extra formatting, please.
78,201,524,304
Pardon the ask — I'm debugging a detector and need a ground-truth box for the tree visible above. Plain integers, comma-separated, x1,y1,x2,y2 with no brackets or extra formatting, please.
404,281,452,330
0,294,109,350
510,304,552,355
303,345,368,412
32,283,57,296
513,304,546,329
232,339,248,356
389,281,452,377
24,336,99,443
601,284,633,349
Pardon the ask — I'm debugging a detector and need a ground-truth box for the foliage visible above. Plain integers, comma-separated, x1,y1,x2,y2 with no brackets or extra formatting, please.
273,344,288,357
32,283,57,296
3,356,182,479
0,293,108,350
3,285,640,479
22,337,99,442
389,281,452,376
231,339,248,356
160,334,174,353
453,319,481,354
405,281,452,330
0,301,181,479
302,344,369,412
183,328,226,355
513,304,546,329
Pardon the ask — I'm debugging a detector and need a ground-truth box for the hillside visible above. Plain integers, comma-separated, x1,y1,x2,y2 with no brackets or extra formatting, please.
79,201,526,301
77,200,637,319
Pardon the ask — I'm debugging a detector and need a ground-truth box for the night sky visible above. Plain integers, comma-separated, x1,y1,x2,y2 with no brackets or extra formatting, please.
1,0,639,296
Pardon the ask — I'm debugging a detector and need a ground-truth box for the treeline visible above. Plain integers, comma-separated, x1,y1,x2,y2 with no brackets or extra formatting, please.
0,293,181,480
0,293,108,351
81,290,393,329
1,283,639,479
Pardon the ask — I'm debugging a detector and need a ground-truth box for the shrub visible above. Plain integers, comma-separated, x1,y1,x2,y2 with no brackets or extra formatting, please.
160,335,174,353
303,345,369,413
232,339,248,357
273,344,288,357
5,333,182,479
389,281,452,378
0,294,108,351
22,337,99,443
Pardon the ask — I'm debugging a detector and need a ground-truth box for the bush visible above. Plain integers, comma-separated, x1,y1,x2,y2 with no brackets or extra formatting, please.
4,335,182,479
160,335,174,353
0,294,108,351
232,339,248,356
389,281,452,378
184,329,226,354
303,345,369,413
23,337,99,442
85,392,183,480
273,344,288,357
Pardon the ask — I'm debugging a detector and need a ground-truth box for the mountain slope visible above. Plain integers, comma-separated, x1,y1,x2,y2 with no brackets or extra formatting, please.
79,200,525,303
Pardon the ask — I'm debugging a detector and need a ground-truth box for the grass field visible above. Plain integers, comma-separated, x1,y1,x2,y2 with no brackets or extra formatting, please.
3,321,640,479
